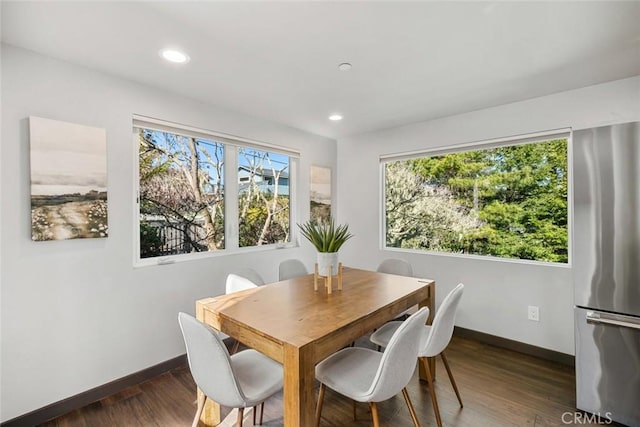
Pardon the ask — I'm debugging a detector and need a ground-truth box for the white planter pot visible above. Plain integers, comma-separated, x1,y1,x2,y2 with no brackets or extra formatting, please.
317,252,339,276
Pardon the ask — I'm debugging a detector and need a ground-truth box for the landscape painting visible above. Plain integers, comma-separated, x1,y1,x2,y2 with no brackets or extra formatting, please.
310,165,331,223
30,116,108,241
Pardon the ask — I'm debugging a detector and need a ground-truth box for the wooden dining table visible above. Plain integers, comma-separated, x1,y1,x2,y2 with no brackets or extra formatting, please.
195,267,435,427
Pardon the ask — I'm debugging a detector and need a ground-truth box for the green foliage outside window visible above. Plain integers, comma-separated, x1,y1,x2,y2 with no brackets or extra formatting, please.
238,195,290,247
139,221,164,258
385,138,568,263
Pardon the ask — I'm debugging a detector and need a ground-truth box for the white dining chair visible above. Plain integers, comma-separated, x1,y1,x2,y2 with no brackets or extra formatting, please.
370,283,465,427
377,258,413,277
278,259,308,281
315,307,430,427
222,274,259,353
377,258,414,319
235,268,265,286
178,313,283,427
226,273,259,293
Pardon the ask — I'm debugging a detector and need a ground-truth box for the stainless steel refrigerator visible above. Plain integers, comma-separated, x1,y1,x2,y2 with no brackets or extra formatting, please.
573,122,640,427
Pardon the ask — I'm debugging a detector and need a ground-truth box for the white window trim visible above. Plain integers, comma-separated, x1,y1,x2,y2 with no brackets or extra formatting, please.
133,116,299,268
379,128,573,267
379,128,571,162
225,146,239,252
133,114,300,158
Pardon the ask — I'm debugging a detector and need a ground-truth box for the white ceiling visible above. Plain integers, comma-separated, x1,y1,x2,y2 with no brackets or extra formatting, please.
2,1,639,139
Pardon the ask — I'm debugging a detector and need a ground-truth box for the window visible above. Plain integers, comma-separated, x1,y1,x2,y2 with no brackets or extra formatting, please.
138,129,225,258
238,148,290,247
135,117,297,262
382,134,569,263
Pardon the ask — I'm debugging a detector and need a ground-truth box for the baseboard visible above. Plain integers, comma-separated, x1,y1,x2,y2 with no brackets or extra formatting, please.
2,330,573,426
454,326,575,367
1,354,187,427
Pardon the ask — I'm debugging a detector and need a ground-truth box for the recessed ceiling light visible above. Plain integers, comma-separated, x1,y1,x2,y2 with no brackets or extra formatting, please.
338,62,352,71
160,48,190,64
329,114,343,121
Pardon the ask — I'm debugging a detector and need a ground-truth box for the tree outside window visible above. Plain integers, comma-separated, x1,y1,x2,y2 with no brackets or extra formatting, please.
237,148,290,247
137,128,291,259
139,129,225,258
384,138,568,263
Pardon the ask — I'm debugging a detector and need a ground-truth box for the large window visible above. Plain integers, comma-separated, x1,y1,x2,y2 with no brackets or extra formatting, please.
383,135,569,263
135,118,296,261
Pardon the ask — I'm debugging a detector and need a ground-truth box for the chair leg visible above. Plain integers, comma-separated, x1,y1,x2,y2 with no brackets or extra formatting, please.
259,401,264,425
231,339,240,354
402,388,421,427
192,396,206,427
315,383,326,427
369,402,380,427
253,405,257,425
421,356,443,427
236,407,244,427
441,352,463,408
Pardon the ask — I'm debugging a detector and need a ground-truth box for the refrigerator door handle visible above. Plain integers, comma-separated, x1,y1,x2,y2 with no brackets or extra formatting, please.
586,311,640,330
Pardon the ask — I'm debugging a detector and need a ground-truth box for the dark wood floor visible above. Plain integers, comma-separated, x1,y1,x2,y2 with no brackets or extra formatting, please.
40,335,603,427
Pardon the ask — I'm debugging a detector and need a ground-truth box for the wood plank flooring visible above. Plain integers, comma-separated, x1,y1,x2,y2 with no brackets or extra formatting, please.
40,336,611,427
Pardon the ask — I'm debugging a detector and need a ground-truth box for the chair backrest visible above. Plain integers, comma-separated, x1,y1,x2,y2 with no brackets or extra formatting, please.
376,258,413,277
226,273,258,294
177,312,246,407
235,268,265,286
421,283,464,357
279,259,308,281
366,307,430,402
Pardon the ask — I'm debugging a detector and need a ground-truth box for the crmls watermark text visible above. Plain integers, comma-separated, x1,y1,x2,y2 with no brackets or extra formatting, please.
561,411,613,425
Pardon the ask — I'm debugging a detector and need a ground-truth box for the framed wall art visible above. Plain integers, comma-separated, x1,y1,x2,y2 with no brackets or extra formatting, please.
310,165,331,223
29,116,108,241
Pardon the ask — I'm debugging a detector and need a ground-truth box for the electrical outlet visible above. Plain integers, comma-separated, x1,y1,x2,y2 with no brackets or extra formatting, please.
528,305,540,322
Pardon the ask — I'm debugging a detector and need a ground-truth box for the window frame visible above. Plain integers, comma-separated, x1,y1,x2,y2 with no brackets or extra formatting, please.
379,128,573,267
133,115,299,267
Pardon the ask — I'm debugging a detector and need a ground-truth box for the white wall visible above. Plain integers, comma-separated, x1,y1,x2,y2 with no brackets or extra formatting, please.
337,76,640,356
0,45,336,422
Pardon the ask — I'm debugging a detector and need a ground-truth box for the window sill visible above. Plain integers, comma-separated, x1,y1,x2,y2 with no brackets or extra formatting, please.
134,241,299,268
382,246,571,268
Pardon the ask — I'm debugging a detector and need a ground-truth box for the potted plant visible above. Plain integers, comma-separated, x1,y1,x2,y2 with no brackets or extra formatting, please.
298,218,353,276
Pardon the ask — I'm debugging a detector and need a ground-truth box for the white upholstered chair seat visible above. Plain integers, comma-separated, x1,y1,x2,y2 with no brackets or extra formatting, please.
315,347,383,402
370,322,433,352
368,283,465,427
230,349,283,405
178,312,283,427
314,307,430,427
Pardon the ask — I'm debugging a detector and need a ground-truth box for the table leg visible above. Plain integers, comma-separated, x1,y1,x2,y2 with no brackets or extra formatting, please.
418,282,436,382
196,389,220,426
283,343,316,427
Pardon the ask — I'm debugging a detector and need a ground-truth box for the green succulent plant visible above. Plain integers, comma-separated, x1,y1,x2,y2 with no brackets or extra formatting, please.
298,219,353,253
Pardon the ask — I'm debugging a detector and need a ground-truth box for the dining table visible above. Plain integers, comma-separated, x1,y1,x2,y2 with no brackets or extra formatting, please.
195,266,435,427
